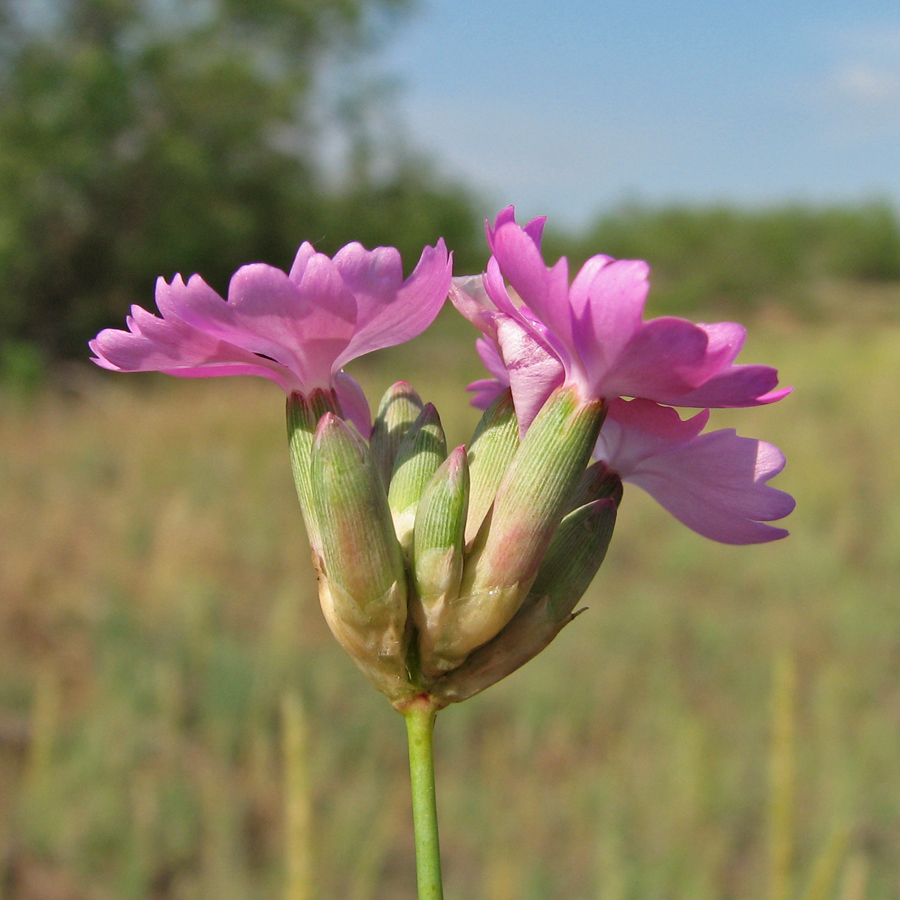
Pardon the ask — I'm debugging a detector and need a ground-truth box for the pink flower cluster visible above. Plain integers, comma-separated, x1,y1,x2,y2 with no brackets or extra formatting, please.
91,209,794,544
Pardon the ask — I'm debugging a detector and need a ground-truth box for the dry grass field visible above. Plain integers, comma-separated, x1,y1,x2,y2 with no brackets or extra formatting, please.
1,292,899,899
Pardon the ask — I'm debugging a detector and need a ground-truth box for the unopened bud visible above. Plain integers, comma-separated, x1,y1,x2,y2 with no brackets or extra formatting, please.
531,496,618,621
410,446,470,676
369,381,425,486
310,413,412,701
568,460,624,512
433,494,618,705
387,404,447,550
464,389,519,546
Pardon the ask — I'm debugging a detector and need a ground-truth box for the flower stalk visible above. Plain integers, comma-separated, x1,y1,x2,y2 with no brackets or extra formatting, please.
404,699,444,900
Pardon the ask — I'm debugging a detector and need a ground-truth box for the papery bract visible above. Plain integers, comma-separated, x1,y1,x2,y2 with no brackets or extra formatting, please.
596,398,795,544
90,240,452,437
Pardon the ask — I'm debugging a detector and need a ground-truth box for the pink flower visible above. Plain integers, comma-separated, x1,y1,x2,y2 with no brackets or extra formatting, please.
454,208,794,543
90,240,452,436
596,398,794,543
463,347,794,542
451,208,789,431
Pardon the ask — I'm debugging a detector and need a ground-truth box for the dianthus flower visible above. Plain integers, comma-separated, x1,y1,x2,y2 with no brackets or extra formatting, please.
90,240,451,436
452,208,793,544
451,207,789,432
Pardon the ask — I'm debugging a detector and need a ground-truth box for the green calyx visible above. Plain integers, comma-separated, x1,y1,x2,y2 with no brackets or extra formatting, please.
568,459,625,512
464,389,519,546
286,387,342,552
411,446,470,678
370,381,425,486
311,412,406,610
387,404,448,550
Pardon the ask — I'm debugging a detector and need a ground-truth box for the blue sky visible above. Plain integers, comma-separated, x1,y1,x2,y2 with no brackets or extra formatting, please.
374,0,900,227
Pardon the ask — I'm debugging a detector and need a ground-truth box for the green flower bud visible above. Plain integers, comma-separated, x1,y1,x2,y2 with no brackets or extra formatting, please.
369,381,425,486
464,389,519,546
433,494,618,705
567,459,624,512
441,385,606,668
310,413,412,701
410,446,470,677
530,496,618,622
387,404,447,550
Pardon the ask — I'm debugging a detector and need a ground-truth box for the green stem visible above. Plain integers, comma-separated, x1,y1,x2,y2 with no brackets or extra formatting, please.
404,699,444,900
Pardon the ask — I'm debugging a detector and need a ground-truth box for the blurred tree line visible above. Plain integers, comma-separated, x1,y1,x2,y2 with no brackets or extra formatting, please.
1,0,900,375
0,0,483,371
546,200,900,317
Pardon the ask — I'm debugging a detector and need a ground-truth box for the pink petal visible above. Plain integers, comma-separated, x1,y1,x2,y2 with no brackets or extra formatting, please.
494,316,566,433
608,397,710,443
697,322,747,367
334,240,451,368
334,371,372,439
450,275,491,314
598,317,713,400
522,215,547,248
467,378,508,411
287,242,318,282
638,321,790,408
482,257,526,321
94,238,450,418
569,256,648,374
238,258,358,384
449,276,501,340
490,220,573,349
486,206,546,251
626,432,795,543
90,288,296,390
597,401,795,544
464,209,793,438
663,366,793,408
161,261,358,388
596,399,709,474
486,206,519,242
464,338,510,410
476,335,510,385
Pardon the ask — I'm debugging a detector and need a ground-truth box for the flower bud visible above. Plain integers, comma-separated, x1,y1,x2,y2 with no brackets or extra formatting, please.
531,497,618,622
410,446,470,677
387,403,447,550
310,413,412,701
440,385,606,667
567,460,625,513
464,389,519,546
369,381,425,486
433,493,618,705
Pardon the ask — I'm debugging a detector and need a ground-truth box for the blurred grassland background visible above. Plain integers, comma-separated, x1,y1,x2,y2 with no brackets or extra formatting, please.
2,283,900,899
3,0,900,897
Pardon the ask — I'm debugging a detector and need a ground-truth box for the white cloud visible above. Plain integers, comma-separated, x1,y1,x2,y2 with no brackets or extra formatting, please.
825,24,900,110
832,64,900,105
